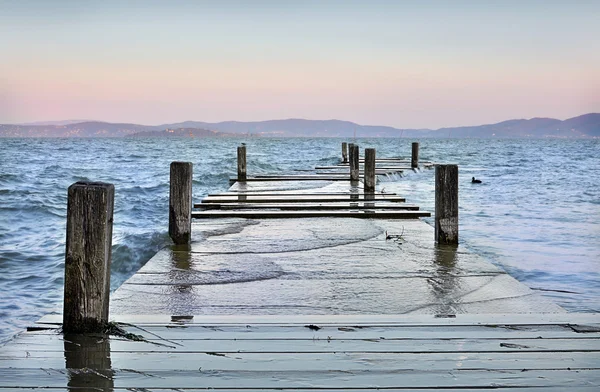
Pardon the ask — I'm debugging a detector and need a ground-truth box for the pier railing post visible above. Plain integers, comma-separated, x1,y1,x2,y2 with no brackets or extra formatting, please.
342,142,348,164
411,142,419,169
435,164,458,245
364,148,376,193
237,145,247,181
63,182,114,333
169,161,193,245
349,143,359,182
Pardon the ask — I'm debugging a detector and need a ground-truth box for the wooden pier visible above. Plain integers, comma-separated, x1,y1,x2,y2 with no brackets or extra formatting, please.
1,143,599,390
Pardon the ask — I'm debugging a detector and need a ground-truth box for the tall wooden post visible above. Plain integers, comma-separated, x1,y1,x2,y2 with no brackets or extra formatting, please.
364,148,376,193
341,142,348,164
63,182,114,333
169,162,193,245
237,145,247,181
349,143,359,182
411,142,419,169
435,164,458,245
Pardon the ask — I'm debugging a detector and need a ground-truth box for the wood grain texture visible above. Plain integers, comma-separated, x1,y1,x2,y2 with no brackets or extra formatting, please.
435,164,459,244
63,181,114,333
237,145,247,181
364,148,376,192
350,143,359,182
169,161,192,245
1,318,599,390
412,142,419,169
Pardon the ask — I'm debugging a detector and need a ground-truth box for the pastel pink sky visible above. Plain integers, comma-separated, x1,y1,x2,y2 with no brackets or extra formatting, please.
1,1,598,128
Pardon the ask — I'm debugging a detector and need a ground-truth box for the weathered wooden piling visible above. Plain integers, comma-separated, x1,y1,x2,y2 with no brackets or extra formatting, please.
349,143,359,182
169,162,193,245
237,145,247,181
364,148,376,192
412,142,419,169
435,164,459,244
341,142,348,163
63,182,114,333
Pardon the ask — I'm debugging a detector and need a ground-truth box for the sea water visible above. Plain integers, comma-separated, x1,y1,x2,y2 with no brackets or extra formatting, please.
1,137,598,344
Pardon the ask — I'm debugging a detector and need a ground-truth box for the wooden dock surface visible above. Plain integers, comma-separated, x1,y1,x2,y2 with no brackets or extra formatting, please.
1,151,598,390
2,314,599,390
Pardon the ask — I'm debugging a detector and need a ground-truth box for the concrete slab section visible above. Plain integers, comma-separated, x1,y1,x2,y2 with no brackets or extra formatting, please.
111,219,563,315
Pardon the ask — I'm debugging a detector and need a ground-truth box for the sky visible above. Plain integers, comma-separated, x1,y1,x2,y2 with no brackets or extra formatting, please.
0,0,598,129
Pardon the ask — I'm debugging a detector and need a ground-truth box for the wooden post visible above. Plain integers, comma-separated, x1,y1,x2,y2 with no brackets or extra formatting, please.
411,142,419,169
237,145,247,181
63,182,114,333
341,142,348,164
364,148,376,193
169,162,193,245
435,164,458,245
349,143,359,182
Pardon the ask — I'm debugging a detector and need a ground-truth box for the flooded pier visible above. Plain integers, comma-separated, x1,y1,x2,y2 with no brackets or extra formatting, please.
1,143,598,390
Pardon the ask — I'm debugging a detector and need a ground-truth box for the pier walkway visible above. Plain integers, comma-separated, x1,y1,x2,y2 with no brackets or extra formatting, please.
1,149,598,390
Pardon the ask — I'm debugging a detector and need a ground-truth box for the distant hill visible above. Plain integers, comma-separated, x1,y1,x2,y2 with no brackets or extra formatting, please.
1,113,598,138
17,119,94,126
130,128,239,138
0,121,156,138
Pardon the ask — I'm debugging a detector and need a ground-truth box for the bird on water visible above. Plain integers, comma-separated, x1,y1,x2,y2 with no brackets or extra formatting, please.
472,177,482,183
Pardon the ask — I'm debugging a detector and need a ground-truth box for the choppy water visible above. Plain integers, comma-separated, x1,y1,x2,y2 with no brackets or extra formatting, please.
0,137,598,344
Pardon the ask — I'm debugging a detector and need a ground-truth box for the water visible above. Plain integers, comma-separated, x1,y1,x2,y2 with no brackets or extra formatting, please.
0,137,598,344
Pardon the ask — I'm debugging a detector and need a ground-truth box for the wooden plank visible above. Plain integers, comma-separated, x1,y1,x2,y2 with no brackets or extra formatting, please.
197,202,421,211
209,192,398,196
4,389,598,392
32,315,600,337
193,210,430,219
38,313,600,327
316,170,404,175
233,175,354,180
0,367,597,389
316,166,414,170
3,349,600,372
201,195,406,203
8,334,600,353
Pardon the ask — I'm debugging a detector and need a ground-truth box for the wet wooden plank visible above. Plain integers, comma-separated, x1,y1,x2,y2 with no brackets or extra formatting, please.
38,313,599,327
209,191,399,196
197,202,421,211
316,170,405,175
192,210,430,219
229,175,361,184
3,349,600,372
316,165,428,170
0,367,598,389
28,318,600,340
200,195,406,203
1,389,597,392
8,333,600,353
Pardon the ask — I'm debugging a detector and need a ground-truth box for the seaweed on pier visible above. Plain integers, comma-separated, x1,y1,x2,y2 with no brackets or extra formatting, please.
104,321,183,349
385,226,405,243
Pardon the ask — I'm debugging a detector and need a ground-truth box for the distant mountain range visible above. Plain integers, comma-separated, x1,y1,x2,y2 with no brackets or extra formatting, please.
1,113,598,138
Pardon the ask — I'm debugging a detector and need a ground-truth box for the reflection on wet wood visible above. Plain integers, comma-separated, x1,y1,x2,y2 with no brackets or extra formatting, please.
2,315,599,390
64,333,113,390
